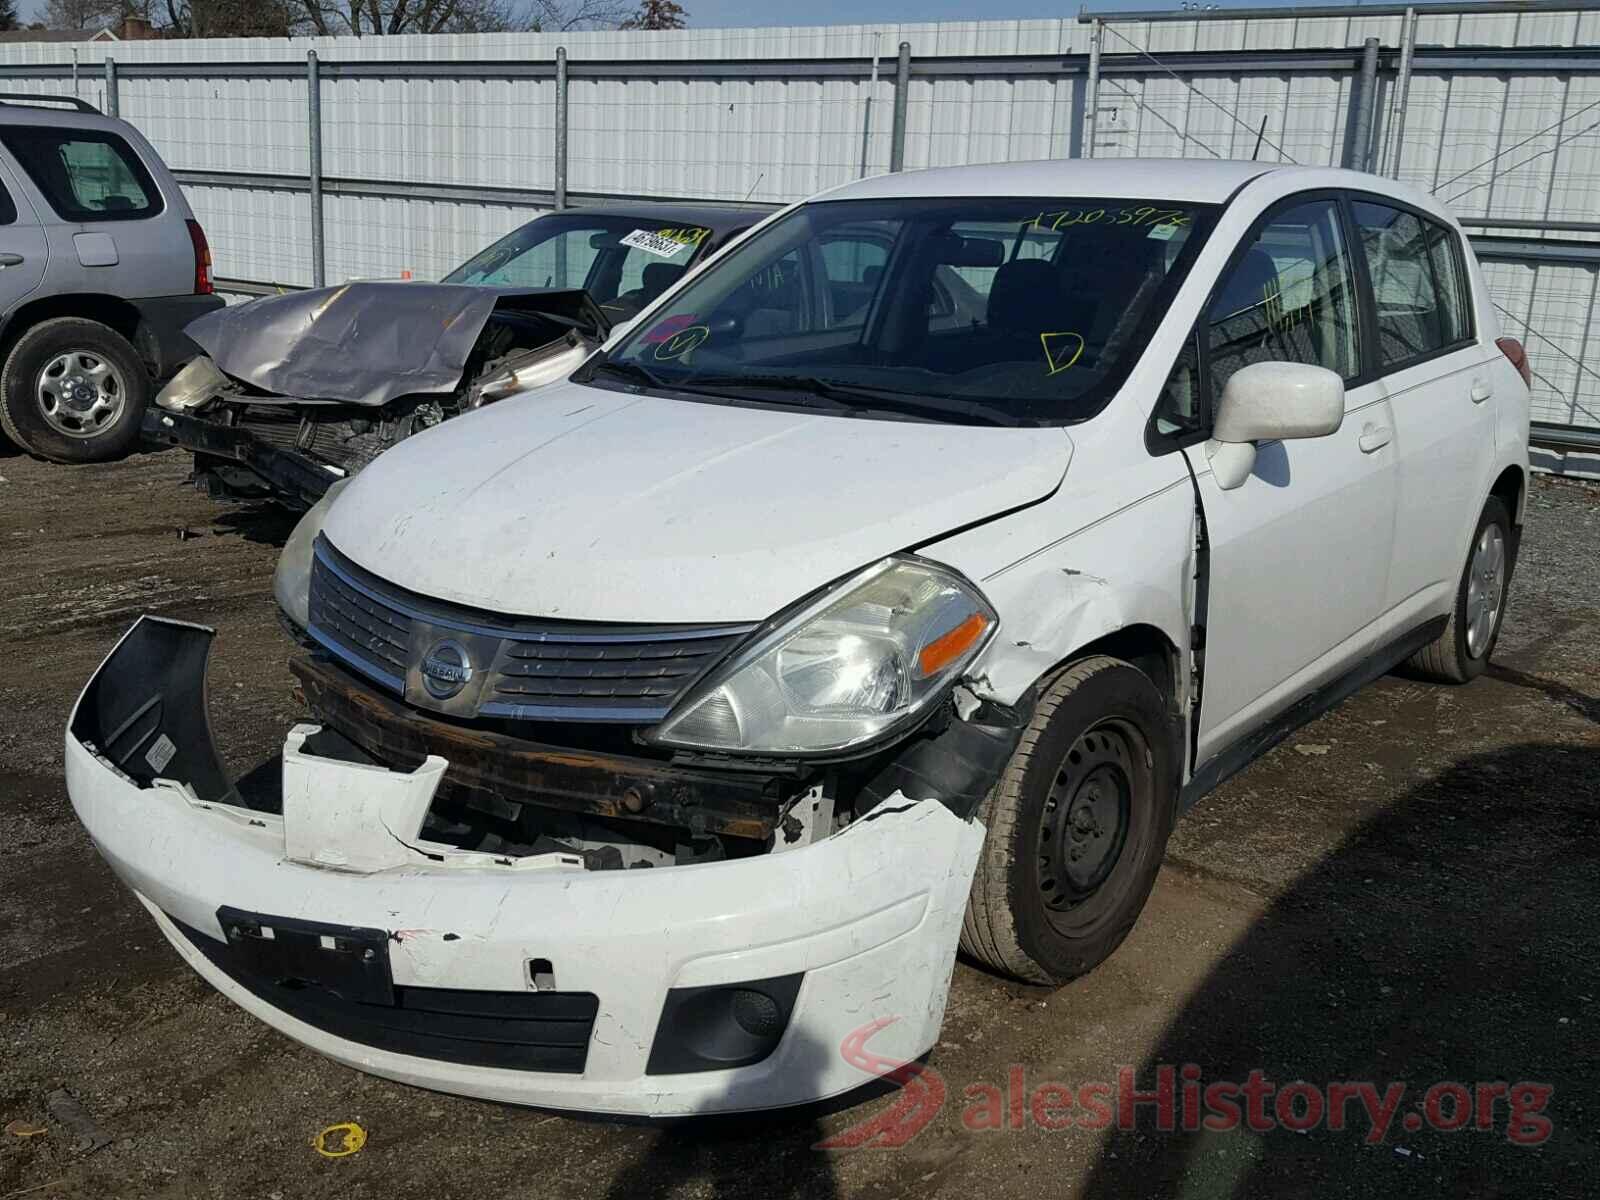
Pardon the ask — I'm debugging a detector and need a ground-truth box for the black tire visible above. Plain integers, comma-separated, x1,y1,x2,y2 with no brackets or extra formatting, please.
0,317,150,463
1406,496,1515,684
961,656,1180,985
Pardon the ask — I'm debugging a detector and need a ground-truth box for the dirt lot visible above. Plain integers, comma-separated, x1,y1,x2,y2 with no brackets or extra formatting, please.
2,444,1596,1200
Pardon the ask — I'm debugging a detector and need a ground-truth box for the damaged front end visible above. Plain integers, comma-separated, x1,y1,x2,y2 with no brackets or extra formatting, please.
142,284,610,509
66,609,1024,1113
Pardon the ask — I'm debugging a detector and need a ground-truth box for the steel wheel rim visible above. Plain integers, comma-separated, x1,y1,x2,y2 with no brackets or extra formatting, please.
1465,523,1506,659
1039,720,1137,911
36,350,127,439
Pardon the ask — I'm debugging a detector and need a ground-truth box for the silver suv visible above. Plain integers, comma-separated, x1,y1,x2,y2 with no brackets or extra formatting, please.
0,94,221,462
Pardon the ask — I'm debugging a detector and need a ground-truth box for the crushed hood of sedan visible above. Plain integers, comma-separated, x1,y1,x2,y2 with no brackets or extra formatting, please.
184,282,611,407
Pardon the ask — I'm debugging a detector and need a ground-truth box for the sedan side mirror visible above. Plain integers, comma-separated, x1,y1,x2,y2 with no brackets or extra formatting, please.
1206,361,1345,489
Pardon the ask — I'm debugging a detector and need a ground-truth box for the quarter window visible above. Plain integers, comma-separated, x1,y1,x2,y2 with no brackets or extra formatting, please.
1206,199,1361,406
0,127,161,221
1351,201,1470,365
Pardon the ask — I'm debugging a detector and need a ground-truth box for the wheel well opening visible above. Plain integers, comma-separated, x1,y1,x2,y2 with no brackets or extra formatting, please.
1491,465,1524,525
1057,625,1182,717
1,294,144,361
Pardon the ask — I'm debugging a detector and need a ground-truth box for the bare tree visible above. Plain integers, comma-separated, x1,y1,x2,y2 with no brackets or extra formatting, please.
152,0,297,36
283,0,556,35
527,0,631,30
619,0,684,30
43,0,121,30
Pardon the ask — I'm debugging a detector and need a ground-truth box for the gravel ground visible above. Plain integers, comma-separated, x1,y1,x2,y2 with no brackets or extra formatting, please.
2,445,1596,1200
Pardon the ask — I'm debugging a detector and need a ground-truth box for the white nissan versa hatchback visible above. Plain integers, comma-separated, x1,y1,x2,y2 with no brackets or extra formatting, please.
66,160,1530,1115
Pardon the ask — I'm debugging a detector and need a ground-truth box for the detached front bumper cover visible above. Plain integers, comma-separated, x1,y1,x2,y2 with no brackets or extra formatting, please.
65,617,984,1115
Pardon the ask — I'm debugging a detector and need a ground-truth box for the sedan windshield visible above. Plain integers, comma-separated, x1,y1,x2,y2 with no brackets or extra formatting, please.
592,196,1216,425
444,214,713,320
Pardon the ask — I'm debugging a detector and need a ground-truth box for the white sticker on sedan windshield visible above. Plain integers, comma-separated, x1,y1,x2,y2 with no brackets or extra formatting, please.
1147,222,1179,241
621,229,693,258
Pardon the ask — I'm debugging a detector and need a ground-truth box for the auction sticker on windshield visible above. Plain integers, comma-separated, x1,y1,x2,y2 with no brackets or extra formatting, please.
622,229,695,258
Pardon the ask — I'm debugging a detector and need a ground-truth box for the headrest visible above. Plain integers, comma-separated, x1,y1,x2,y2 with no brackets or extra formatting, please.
987,259,1060,335
641,262,685,296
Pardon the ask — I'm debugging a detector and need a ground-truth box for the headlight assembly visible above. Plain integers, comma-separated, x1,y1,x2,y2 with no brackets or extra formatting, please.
154,354,229,413
649,557,997,755
272,478,350,633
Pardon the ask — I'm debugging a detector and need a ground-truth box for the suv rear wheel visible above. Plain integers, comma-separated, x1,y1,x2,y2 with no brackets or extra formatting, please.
961,655,1179,985
0,317,150,463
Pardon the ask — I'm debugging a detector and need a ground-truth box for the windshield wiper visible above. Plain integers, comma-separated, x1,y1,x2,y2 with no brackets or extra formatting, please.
583,358,666,391
682,373,1024,426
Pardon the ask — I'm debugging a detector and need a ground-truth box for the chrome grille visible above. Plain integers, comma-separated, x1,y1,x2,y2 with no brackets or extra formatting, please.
491,633,743,709
306,536,753,722
308,555,410,687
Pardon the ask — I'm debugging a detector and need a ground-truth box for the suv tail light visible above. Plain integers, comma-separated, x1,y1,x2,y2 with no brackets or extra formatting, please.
1496,336,1531,387
186,219,214,296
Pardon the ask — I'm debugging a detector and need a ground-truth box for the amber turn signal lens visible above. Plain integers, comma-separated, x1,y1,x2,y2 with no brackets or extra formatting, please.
918,611,990,678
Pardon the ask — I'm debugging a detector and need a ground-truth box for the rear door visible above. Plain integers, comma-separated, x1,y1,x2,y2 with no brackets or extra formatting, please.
1165,195,1399,763
1346,196,1499,626
0,154,47,319
0,122,192,300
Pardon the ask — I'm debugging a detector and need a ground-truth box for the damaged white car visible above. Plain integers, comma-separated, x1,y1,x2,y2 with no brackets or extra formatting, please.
67,160,1530,1115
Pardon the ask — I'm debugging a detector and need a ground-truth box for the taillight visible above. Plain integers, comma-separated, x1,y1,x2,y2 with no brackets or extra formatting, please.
1496,336,1531,388
186,219,214,296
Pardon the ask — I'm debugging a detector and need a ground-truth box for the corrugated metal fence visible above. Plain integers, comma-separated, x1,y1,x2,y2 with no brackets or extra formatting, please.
0,2,1597,437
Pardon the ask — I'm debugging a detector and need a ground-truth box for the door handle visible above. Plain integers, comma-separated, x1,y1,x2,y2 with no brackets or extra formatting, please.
1358,424,1392,454
0,253,23,267
1470,377,1493,404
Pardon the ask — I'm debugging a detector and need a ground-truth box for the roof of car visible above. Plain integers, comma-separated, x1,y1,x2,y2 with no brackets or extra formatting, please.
0,98,129,132
565,201,773,235
820,158,1296,205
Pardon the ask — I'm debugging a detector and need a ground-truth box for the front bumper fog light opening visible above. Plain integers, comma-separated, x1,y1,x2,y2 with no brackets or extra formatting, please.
645,974,804,1076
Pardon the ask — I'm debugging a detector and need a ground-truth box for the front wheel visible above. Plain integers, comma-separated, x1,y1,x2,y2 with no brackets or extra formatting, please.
961,656,1179,985
0,317,150,463
1406,495,1515,684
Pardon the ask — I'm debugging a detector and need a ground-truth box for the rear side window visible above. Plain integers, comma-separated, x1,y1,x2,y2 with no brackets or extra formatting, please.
0,127,163,222
0,175,16,225
1351,201,1471,366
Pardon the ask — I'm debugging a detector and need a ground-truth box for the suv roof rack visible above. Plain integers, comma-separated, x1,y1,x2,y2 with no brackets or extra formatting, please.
0,93,100,113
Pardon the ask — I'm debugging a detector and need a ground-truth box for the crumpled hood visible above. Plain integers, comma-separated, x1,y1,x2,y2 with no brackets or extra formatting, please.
323,380,1072,624
185,282,609,406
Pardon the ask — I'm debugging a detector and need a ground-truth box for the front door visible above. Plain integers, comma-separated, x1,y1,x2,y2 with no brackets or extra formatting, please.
1176,196,1398,763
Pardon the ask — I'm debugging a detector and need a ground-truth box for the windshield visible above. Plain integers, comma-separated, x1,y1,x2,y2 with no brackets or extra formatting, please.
591,196,1216,425
444,214,714,321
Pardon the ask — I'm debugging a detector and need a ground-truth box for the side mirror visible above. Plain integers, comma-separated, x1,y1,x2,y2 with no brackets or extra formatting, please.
1206,361,1345,489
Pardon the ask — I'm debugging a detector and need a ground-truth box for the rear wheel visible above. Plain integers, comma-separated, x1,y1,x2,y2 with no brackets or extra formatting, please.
1407,496,1514,684
0,317,150,463
961,656,1179,985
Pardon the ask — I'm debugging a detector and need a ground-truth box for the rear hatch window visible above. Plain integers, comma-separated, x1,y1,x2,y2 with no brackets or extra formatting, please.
0,126,163,221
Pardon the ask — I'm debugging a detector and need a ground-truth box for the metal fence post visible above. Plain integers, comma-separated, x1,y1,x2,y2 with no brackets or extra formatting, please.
889,41,910,173
1084,19,1102,159
307,49,325,288
555,47,569,210
1352,37,1380,172
103,55,117,116
1385,8,1418,177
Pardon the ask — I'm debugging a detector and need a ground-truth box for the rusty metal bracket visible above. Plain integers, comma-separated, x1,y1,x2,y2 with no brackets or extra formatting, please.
291,655,783,841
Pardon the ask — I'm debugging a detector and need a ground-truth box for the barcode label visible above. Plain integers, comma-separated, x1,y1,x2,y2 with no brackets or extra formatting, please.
621,229,692,258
